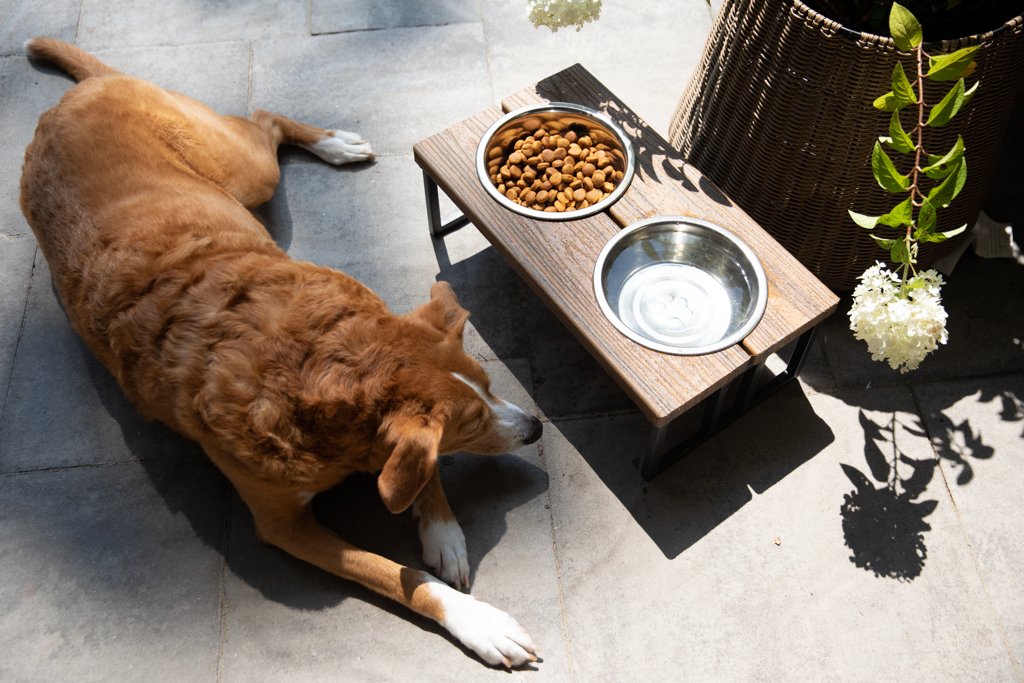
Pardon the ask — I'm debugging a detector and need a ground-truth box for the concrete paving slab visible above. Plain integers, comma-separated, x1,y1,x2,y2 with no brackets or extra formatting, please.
914,376,1024,674
0,458,228,682
83,41,251,115
523,298,637,419
255,153,437,307
0,52,70,236
543,384,1016,680
76,0,307,51
251,25,492,157
0,235,35,415
219,359,568,679
481,1,713,136
432,223,533,362
311,0,480,34
0,254,205,472
0,0,79,56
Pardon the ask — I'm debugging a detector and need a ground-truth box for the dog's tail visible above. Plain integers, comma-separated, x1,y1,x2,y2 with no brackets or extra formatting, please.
24,37,119,82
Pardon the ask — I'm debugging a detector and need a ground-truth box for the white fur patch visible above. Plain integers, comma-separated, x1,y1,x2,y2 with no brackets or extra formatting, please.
417,517,469,590
302,130,374,165
452,372,535,446
426,580,538,668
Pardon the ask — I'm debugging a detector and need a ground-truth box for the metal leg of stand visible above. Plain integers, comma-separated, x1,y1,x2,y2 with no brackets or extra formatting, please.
749,326,819,403
638,326,821,480
423,171,469,237
784,326,817,379
642,424,668,480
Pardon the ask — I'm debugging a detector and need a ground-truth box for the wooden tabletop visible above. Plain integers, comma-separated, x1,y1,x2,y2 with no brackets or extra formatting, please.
414,64,838,428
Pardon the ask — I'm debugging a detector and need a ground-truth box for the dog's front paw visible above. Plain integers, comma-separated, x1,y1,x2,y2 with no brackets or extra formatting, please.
430,583,539,669
419,518,470,590
303,130,375,165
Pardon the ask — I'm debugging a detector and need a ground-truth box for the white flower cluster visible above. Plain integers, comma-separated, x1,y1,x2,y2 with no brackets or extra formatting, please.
527,0,603,32
848,263,949,374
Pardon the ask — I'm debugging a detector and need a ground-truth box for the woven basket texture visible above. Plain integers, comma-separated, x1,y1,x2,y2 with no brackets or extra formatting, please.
668,0,1024,291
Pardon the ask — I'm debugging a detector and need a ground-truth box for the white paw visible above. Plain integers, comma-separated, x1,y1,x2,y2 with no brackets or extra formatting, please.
303,130,374,165
429,582,539,668
419,518,470,590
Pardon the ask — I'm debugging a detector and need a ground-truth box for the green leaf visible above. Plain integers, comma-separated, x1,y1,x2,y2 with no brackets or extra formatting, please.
873,91,900,111
884,111,916,153
877,197,915,228
889,3,923,51
892,62,918,107
923,135,965,179
870,233,896,250
905,277,928,291
926,79,966,127
927,46,979,81
890,238,912,265
917,197,937,234
961,80,979,108
942,224,967,239
849,209,881,229
927,157,967,208
872,141,911,192
920,224,967,243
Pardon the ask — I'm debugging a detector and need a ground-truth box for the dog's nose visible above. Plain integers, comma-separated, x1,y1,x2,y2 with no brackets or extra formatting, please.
523,416,543,445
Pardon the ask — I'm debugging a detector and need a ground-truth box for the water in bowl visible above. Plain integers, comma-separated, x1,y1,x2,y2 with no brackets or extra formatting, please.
616,262,733,348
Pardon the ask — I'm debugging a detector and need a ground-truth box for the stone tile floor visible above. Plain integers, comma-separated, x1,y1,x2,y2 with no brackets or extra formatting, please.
1,1,1022,680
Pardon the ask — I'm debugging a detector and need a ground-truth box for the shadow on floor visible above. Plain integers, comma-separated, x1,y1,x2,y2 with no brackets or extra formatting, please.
434,234,836,559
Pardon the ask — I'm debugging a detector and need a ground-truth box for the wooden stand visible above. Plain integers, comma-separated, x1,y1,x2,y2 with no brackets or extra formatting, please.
413,65,839,478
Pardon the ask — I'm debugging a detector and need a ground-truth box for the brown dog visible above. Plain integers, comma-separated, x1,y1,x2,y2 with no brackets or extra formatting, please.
19,37,542,668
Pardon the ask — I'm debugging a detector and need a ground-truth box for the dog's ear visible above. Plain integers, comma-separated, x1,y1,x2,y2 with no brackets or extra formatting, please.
412,281,470,340
377,412,442,514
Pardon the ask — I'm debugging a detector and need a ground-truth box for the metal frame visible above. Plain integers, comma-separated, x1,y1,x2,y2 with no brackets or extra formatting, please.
640,327,818,479
424,171,469,237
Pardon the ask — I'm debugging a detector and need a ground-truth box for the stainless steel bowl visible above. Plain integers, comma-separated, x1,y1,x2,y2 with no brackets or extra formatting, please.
476,103,635,221
594,216,768,355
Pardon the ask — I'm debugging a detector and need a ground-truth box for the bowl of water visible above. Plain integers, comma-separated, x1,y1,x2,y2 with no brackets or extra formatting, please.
593,216,767,355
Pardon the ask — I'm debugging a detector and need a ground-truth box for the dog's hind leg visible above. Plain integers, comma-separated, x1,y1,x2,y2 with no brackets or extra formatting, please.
251,110,375,166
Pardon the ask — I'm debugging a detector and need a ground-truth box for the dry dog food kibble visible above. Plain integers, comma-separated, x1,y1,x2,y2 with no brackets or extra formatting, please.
488,126,624,213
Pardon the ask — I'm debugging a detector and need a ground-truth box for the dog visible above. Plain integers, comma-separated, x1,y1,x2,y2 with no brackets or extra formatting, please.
19,37,542,668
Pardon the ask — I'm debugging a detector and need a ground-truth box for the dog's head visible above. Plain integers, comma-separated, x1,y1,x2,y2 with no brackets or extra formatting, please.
375,282,542,513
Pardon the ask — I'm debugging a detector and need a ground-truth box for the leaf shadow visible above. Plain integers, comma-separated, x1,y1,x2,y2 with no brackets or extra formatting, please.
842,401,1006,581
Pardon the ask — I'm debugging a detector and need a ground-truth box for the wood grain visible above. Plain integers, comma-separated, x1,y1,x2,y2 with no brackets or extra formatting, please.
414,109,751,426
502,65,840,360
414,64,838,425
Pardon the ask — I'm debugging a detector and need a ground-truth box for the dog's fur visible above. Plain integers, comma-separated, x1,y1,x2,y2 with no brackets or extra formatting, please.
19,38,542,667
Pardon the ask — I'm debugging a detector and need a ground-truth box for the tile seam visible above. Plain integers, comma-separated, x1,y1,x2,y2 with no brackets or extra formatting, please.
0,454,190,478
909,384,1023,676
537,435,578,683
0,244,38,447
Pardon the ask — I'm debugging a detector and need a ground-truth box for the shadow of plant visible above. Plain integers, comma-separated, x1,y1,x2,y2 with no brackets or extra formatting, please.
842,394,1012,581
841,411,938,581
912,412,996,487
533,69,733,207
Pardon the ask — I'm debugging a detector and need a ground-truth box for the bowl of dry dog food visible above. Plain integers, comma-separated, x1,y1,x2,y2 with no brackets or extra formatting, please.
476,103,635,220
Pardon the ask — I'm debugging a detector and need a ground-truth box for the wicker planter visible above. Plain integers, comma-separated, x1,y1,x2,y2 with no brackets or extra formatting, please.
668,0,1024,291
